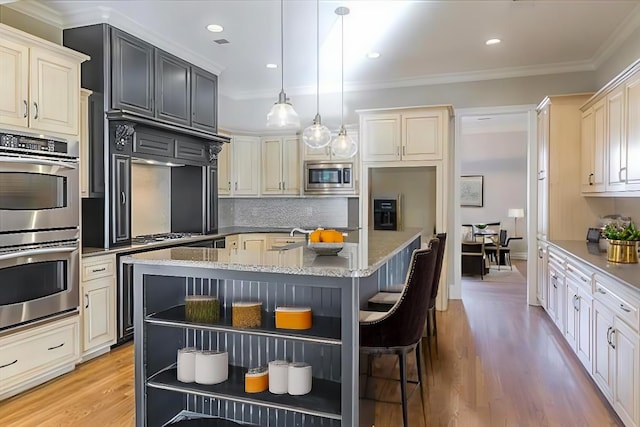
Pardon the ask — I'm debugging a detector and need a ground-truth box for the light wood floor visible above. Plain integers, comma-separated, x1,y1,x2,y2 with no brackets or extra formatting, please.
0,260,623,426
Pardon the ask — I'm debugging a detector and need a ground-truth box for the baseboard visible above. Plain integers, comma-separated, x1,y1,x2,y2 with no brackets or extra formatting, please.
79,344,112,363
0,363,75,401
512,252,527,260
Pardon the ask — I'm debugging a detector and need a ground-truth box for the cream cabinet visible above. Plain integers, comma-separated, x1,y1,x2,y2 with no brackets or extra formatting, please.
80,254,116,360
217,142,232,196
360,107,448,163
536,94,599,242
605,86,626,192
0,316,79,400
231,136,261,197
536,242,548,309
624,70,640,192
0,24,87,135
265,234,304,266
261,136,300,196
79,88,92,198
580,98,606,193
564,261,593,372
546,252,565,332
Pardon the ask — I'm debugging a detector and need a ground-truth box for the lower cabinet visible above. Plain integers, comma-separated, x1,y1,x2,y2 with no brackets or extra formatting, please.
0,316,79,400
564,263,593,371
546,255,565,331
537,242,548,309
80,254,117,360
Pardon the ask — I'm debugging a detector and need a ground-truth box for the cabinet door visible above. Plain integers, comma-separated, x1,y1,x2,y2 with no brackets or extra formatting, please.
612,318,640,427
237,235,265,265
565,279,578,350
218,143,231,196
593,300,615,401
361,114,401,162
206,166,218,234
175,139,206,163
261,137,283,195
546,262,559,319
82,276,116,352
0,38,29,128
576,288,593,372
536,244,548,309
111,28,154,116
606,87,626,192
87,92,105,196
29,48,79,135
402,110,443,160
155,50,190,125
537,107,549,239
233,136,260,196
134,129,174,158
581,99,606,192
625,71,640,191
112,154,131,245
191,67,217,133
282,137,300,195
303,143,332,161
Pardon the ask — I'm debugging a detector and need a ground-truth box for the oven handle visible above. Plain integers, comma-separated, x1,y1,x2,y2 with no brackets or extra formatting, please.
0,246,77,261
0,156,78,170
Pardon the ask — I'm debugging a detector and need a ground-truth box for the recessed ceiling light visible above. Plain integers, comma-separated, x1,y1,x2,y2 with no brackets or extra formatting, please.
266,63,278,69
206,24,224,33
486,38,501,45
366,52,381,59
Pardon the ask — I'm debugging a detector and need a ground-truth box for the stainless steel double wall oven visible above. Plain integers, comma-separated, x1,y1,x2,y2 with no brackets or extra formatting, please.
0,130,80,331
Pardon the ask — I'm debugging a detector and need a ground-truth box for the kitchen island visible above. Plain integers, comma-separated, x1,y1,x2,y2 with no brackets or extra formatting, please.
124,228,423,427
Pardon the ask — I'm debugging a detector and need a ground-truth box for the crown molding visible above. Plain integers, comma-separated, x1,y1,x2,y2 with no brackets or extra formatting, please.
227,60,595,101
592,3,640,69
4,0,63,27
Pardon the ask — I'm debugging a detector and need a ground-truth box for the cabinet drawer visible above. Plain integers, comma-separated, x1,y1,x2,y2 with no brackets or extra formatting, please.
82,255,116,281
134,129,175,157
0,317,78,385
175,139,207,163
565,260,593,292
548,249,565,266
594,275,639,331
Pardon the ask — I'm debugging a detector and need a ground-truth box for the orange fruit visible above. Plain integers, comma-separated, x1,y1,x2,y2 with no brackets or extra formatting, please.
320,230,335,243
309,230,321,243
333,231,344,243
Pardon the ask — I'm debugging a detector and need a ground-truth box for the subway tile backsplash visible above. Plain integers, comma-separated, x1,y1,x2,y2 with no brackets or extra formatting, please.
219,198,356,229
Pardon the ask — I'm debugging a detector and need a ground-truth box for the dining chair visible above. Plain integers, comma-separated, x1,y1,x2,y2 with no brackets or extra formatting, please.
359,238,439,427
484,229,517,270
461,241,487,279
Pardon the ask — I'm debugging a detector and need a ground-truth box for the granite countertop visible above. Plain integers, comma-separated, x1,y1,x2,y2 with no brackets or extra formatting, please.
123,228,423,278
81,226,359,258
549,240,640,292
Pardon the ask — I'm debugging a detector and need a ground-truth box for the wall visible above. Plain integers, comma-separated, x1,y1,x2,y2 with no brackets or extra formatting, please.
219,71,597,133
131,164,171,236
0,6,61,44
218,198,352,229
460,129,528,256
369,167,437,238
596,24,640,87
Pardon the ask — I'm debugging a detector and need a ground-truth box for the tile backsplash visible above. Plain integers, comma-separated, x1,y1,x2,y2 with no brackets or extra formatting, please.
131,164,171,236
219,197,357,229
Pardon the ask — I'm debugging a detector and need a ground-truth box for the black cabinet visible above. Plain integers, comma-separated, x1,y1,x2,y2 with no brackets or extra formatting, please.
111,28,155,116
191,67,218,133
134,128,175,158
112,154,131,246
156,50,191,126
206,165,218,234
88,92,105,196
175,138,207,163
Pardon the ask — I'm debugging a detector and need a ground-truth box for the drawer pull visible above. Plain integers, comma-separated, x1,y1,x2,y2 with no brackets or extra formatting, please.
47,343,64,351
596,288,606,294
0,359,18,369
91,267,107,273
620,304,631,313
580,277,587,283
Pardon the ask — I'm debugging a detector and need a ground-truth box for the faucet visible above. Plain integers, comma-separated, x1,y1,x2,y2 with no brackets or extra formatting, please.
290,227,314,237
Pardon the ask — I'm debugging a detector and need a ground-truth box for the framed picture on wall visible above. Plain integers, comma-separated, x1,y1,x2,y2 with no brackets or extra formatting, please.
460,175,483,207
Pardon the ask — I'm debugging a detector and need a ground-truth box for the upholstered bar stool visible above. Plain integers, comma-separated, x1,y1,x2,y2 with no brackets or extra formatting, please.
359,239,439,427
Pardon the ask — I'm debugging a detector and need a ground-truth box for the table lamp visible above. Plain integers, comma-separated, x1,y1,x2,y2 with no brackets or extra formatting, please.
508,208,524,237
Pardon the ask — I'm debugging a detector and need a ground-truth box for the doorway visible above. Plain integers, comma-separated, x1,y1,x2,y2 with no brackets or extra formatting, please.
450,105,539,305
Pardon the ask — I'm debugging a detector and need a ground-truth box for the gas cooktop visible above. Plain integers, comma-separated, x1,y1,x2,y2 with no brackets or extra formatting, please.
131,233,202,244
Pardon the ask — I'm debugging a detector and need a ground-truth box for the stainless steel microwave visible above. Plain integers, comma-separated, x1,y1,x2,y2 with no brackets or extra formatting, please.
304,161,354,194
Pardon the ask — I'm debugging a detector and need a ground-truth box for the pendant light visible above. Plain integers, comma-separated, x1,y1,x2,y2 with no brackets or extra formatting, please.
266,0,300,129
331,6,357,158
302,0,331,148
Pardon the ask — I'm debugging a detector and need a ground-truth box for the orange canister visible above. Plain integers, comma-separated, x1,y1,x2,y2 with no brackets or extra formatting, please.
245,367,269,393
275,307,312,330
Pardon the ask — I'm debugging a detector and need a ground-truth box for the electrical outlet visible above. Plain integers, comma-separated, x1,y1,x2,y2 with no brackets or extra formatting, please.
305,207,313,216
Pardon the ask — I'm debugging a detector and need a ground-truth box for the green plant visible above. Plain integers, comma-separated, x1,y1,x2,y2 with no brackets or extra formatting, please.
603,222,640,241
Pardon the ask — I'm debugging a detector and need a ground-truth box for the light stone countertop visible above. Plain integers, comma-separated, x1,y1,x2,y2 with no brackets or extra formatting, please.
123,228,423,278
549,240,640,292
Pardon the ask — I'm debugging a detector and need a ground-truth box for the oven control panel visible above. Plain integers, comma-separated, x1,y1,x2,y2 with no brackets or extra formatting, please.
1,132,67,154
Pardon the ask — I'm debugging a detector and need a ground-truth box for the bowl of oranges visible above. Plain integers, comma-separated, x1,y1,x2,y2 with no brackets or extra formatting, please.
307,228,344,256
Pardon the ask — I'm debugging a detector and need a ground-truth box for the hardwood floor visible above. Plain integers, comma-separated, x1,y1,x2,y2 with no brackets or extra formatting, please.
0,260,622,426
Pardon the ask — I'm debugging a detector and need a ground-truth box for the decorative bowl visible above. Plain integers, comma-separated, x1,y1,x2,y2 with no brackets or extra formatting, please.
307,242,344,256
475,224,487,229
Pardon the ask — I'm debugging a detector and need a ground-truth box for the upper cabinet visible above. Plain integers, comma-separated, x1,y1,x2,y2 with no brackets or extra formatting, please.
261,136,300,196
360,107,448,163
64,24,219,136
230,136,261,197
0,24,87,135
581,58,640,195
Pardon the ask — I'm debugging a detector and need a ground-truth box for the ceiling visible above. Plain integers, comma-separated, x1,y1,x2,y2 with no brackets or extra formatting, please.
7,0,640,101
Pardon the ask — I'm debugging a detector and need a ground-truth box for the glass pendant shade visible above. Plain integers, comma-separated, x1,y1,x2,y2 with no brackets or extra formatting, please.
302,114,331,148
331,126,357,158
266,90,300,129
